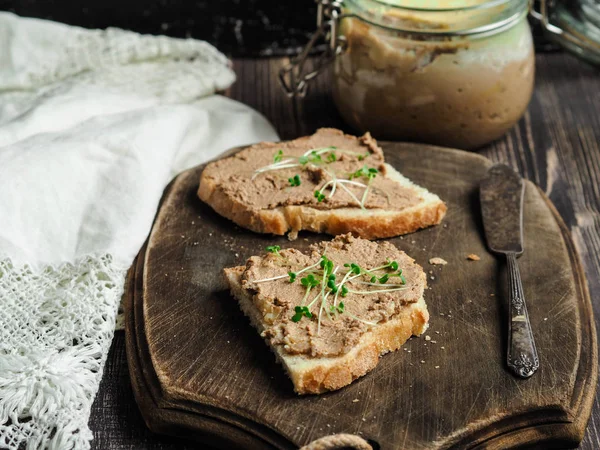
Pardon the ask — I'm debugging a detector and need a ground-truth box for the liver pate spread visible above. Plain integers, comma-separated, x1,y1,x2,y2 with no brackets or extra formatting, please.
240,234,426,358
202,128,423,211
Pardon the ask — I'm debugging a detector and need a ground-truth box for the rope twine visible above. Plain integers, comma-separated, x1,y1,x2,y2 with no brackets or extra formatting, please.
300,433,373,450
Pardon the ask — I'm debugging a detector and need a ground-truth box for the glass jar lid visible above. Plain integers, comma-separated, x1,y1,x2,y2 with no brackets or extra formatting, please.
344,0,529,36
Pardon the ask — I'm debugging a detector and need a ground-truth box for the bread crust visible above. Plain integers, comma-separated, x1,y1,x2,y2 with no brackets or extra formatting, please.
224,266,429,395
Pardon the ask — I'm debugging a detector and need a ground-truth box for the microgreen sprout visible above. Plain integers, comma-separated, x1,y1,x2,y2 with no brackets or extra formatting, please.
301,274,320,288
266,245,281,255
256,253,408,330
330,302,345,314
349,165,378,180
273,149,283,163
288,174,301,186
292,306,312,322
314,190,325,202
327,153,337,163
357,152,370,161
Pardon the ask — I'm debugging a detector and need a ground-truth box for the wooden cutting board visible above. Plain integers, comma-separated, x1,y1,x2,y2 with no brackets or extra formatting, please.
124,143,597,450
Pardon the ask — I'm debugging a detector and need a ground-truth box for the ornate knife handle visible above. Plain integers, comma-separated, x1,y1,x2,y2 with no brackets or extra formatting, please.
506,252,539,378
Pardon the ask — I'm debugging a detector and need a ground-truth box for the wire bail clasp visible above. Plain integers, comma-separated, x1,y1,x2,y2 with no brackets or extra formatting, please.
279,0,346,98
530,0,600,60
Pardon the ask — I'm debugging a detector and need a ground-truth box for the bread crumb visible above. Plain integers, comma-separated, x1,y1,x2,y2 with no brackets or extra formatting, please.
431,340,437,344
352,399,359,403
544,317,548,321
443,224,448,228
191,221,195,225
362,418,366,422
440,312,445,316
425,335,431,341
429,257,448,265
435,366,440,369
441,346,445,349
420,360,425,364
430,275,435,280
435,331,440,334
467,253,480,261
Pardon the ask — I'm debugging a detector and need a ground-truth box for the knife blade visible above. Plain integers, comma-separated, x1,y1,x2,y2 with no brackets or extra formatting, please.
480,164,539,378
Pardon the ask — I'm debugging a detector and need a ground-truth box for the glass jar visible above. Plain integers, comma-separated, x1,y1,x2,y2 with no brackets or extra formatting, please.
531,0,600,65
281,0,535,150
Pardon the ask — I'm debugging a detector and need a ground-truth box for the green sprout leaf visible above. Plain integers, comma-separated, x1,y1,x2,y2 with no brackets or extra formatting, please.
292,305,313,322
266,245,281,255
379,274,390,284
341,286,349,297
327,153,337,163
273,149,283,163
288,271,297,282
314,190,325,202
301,274,320,287
349,165,378,180
288,174,301,187
388,260,399,271
357,152,370,161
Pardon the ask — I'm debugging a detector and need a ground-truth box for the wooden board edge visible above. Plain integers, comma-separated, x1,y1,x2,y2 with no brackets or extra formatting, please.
126,238,296,450
536,185,598,437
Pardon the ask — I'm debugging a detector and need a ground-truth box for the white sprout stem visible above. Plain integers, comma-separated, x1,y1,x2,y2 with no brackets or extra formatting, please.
253,162,301,175
347,287,409,295
354,281,407,287
329,175,337,198
302,146,336,157
254,159,297,172
345,311,378,326
333,270,353,306
301,285,313,306
318,291,334,334
338,179,368,188
295,259,323,277
360,177,373,207
337,181,365,210
252,274,289,283
307,290,323,309
318,179,336,194
316,262,334,335
324,291,334,322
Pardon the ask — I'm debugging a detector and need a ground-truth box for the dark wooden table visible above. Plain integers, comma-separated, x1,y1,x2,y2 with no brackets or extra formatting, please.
90,52,600,449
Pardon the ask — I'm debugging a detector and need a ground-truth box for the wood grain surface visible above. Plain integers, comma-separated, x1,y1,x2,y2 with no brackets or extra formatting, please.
126,143,595,450
90,52,600,449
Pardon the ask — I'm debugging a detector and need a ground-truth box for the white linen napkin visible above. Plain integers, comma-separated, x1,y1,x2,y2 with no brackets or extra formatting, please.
0,12,279,450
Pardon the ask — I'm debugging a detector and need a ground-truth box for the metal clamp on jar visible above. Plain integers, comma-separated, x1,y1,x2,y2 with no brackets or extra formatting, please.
281,0,536,150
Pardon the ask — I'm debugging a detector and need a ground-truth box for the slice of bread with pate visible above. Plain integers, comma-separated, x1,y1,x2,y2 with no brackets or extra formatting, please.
224,234,429,394
199,128,446,240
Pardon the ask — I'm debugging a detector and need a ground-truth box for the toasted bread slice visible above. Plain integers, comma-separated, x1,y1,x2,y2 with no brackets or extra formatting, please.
199,128,446,240
224,234,429,394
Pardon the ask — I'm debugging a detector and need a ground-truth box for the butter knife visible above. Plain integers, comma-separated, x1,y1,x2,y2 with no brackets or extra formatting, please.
480,164,539,378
